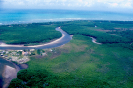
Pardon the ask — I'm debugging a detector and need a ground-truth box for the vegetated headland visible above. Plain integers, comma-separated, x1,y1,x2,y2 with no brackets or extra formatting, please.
0,20,133,87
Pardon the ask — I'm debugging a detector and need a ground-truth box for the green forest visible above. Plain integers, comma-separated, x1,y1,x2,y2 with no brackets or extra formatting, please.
1,20,133,49
5,20,133,87
57,20,133,50
0,23,61,44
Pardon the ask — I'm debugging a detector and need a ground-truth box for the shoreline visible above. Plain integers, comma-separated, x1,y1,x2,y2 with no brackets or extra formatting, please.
1,20,133,26
0,27,64,48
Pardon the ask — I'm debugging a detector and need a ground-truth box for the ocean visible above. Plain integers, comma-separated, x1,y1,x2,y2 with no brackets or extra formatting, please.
0,9,133,25
0,9,133,87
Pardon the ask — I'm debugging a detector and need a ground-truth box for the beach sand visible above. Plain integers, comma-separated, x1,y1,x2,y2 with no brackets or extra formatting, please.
0,27,65,48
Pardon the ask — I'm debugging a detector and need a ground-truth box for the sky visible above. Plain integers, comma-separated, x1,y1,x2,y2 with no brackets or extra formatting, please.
0,0,133,12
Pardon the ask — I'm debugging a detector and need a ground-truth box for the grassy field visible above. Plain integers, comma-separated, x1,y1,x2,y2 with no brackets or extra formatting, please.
9,35,133,87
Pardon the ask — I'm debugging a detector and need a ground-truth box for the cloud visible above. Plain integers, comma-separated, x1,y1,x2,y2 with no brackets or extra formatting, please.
121,2,132,8
102,0,133,8
1,0,133,12
109,3,118,7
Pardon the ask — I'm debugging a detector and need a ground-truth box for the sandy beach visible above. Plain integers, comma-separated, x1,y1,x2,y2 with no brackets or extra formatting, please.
0,27,65,48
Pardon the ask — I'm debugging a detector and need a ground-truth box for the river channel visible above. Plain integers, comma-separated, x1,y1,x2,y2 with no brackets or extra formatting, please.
0,27,72,87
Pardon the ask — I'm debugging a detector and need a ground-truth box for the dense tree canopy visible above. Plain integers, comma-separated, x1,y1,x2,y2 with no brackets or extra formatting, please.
0,23,61,44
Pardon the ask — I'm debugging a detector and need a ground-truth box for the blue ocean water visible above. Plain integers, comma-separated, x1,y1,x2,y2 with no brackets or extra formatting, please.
0,9,133,25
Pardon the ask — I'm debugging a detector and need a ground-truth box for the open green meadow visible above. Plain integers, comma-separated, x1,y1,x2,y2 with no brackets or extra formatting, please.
8,20,133,87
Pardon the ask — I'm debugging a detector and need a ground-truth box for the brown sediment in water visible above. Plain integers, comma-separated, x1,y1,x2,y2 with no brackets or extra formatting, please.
2,63,28,88
2,65,18,88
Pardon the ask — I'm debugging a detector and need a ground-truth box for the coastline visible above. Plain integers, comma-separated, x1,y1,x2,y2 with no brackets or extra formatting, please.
0,27,65,48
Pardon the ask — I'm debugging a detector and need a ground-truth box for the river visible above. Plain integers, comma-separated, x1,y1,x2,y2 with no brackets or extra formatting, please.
0,27,72,87
0,27,72,50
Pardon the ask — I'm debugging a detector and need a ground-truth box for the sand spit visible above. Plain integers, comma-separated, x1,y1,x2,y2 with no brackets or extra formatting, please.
0,27,65,48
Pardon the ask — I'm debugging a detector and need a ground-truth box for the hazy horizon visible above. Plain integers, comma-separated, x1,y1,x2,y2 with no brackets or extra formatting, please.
1,0,133,25
0,0,133,13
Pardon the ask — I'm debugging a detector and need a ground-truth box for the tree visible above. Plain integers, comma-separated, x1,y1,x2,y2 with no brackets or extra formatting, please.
37,49,41,55
18,51,22,56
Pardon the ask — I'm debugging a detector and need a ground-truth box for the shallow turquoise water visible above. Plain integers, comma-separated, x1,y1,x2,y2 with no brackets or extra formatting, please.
0,9,133,87
0,9,133,25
